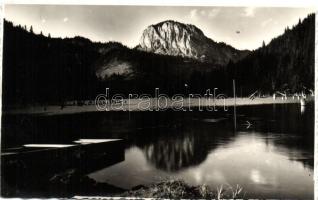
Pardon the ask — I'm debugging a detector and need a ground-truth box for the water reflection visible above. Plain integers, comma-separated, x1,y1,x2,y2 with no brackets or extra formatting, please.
1,103,314,198
88,103,314,198
89,131,313,198
178,132,313,198
301,105,306,115
138,131,209,172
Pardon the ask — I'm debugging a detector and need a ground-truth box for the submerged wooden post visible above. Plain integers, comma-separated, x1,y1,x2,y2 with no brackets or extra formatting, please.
233,79,237,131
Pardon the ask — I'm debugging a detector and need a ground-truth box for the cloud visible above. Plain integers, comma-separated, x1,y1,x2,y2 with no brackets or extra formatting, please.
63,17,69,22
200,10,206,15
208,8,220,18
243,7,256,17
261,18,273,27
41,18,46,23
189,8,220,20
190,9,198,19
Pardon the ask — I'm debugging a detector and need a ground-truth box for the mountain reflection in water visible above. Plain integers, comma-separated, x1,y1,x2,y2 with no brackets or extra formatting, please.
88,103,313,199
1,103,314,198
138,130,209,172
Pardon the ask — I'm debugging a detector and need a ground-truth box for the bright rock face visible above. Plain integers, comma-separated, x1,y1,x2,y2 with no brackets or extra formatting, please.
138,20,248,65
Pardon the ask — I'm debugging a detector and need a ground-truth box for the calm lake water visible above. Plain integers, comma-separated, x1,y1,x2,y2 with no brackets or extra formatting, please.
1,102,314,198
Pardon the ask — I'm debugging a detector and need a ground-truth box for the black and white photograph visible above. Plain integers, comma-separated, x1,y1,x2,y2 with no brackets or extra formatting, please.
0,1,316,199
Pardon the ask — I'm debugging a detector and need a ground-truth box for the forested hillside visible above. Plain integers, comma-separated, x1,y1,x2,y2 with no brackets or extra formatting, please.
228,13,315,94
2,13,315,106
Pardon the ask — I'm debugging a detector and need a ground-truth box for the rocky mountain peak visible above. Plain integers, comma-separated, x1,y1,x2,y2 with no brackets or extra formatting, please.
138,20,248,65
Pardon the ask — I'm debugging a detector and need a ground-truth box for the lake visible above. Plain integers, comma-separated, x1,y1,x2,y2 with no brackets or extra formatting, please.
1,102,314,198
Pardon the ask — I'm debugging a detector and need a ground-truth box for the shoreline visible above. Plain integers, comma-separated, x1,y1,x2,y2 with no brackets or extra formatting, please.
3,96,313,116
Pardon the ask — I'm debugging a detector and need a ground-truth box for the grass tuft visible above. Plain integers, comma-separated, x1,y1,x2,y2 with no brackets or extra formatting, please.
121,179,245,199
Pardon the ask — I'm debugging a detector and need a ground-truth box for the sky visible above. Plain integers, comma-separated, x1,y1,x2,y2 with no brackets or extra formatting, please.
4,5,315,50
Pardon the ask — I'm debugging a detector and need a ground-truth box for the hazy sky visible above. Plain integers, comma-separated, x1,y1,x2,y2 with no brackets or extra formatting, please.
4,5,315,50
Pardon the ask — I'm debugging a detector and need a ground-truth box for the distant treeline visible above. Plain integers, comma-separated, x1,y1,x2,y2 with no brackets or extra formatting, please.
2,13,315,106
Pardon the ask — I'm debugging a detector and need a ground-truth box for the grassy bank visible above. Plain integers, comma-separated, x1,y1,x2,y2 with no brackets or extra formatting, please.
119,180,245,199
71,178,245,199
